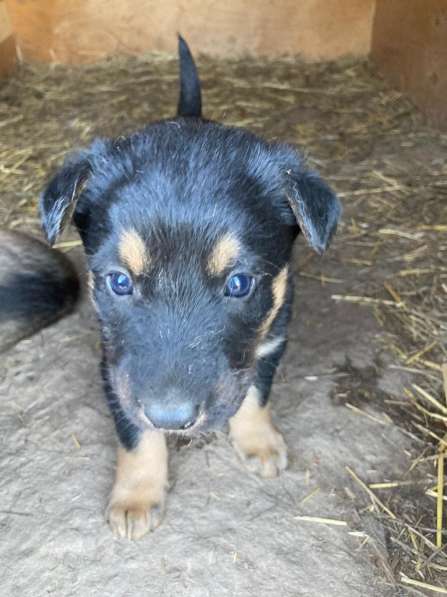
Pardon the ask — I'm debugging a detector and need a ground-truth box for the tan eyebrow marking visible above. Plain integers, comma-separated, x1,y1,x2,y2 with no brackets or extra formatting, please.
259,265,289,338
118,229,149,275
207,233,241,276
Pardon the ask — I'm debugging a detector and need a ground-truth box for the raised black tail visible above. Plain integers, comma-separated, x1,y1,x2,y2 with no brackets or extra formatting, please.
0,230,80,353
177,35,202,118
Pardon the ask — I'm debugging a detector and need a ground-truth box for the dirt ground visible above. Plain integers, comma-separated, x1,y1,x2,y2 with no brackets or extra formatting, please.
0,55,446,596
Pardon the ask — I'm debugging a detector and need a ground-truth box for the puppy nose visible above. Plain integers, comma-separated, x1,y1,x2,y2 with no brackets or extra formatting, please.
145,398,199,430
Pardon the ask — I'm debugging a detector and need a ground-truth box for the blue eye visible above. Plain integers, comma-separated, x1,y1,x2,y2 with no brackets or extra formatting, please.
108,272,133,296
224,273,254,298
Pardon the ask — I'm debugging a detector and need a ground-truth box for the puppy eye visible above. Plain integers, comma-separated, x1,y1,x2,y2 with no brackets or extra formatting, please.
107,272,133,296
224,273,254,298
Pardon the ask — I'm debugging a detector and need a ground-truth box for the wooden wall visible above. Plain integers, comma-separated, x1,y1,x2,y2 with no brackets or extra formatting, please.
0,0,15,76
5,0,375,64
3,1,447,128
372,0,447,129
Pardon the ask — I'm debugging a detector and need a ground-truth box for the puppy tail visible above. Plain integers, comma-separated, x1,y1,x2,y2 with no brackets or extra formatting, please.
0,230,80,353
177,35,202,118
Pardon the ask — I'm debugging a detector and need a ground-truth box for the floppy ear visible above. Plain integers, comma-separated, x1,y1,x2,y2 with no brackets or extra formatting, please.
283,167,341,254
40,155,91,246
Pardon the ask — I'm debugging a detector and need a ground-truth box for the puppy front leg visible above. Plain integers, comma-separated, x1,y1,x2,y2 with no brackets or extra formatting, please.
107,430,168,540
229,384,287,479
230,331,288,478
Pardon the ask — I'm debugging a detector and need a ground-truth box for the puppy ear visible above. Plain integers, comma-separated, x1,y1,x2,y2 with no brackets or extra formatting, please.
284,167,341,254
40,155,91,246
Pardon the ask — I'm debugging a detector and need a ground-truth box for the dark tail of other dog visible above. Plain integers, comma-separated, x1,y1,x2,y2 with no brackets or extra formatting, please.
0,230,80,353
177,35,202,118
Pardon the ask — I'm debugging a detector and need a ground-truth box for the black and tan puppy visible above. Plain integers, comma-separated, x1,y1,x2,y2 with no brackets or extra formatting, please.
39,38,341,539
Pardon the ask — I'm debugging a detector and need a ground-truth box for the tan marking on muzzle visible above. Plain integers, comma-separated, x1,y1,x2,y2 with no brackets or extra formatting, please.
107,430,168,540
207,232,241,276
229,386,287,478
259,265,289,338
119,229,149,276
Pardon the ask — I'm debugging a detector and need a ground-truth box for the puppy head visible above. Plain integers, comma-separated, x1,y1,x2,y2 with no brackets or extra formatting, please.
40,121,340,433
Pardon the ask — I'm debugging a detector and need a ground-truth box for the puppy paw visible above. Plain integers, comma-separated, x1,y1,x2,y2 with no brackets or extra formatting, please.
229,387,288,479
231,426,288,478
107,497,165,540
107,431,168,540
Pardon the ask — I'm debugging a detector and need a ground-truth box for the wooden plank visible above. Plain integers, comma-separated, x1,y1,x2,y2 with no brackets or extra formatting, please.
372,0,447,129
6,0,375,64
0,0,16,76
0,0,12,41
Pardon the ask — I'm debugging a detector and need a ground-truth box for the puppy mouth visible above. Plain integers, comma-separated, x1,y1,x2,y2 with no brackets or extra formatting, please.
110,368,254,434
135,405,208,435
109,376,211,434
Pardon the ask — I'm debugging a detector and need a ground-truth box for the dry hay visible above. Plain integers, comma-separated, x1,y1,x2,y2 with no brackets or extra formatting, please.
0,52,446,592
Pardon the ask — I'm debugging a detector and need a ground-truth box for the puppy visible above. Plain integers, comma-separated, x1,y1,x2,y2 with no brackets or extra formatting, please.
40,37,341,539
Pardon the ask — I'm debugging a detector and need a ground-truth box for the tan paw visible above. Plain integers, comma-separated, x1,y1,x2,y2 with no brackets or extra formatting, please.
232,427,288,478
107,431,168,540
229,386,288,479
107,498,165,540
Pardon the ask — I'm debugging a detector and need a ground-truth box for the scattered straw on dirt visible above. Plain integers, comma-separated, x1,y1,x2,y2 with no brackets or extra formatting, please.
0,53,446,591
294,515,349,526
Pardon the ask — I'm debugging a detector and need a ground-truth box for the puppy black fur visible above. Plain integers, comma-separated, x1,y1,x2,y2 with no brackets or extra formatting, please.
40,37,340,441
38,37,341,534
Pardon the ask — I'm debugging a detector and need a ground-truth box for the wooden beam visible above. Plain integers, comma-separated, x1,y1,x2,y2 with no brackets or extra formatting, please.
0,0,16,77
372,1,447,130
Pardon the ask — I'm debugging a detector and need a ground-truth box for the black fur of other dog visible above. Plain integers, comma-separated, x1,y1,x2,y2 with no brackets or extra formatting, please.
38,36,341,539
0,229,79,353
